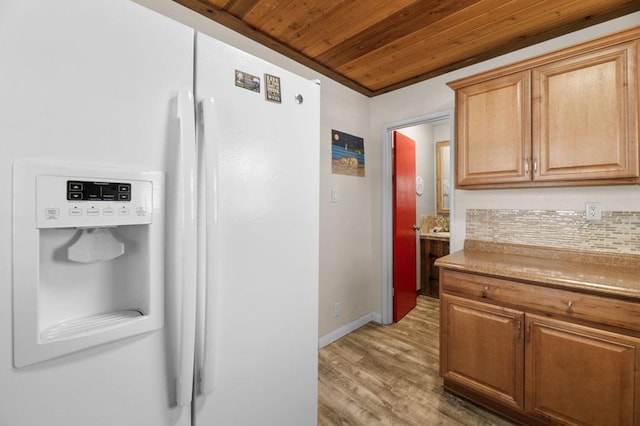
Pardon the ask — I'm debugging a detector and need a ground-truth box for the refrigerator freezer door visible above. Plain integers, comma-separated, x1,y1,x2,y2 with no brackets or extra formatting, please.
12,161,165,368
0,1,195,425
193,33,320,426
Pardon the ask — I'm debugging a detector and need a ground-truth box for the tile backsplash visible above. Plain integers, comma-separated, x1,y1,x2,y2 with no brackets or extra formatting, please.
420,215,449,234
466,209,640,254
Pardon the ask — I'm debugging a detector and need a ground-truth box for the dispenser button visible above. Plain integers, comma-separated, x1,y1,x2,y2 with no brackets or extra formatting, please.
136,207,147,216
118,193,130,201
86,207,99,216
69,208,82,216
119,207,130,216
69,192,83,200
45,208,60,219
103,207,115,216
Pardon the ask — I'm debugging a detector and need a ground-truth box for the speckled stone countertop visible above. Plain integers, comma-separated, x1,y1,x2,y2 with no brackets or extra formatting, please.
420,232,450,241
435,240,640,301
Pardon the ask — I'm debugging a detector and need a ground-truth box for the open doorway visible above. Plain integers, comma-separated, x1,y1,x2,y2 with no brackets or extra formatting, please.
381,110,454,324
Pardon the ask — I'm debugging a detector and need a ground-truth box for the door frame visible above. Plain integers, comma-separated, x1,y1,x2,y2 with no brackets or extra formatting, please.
381,109,455,325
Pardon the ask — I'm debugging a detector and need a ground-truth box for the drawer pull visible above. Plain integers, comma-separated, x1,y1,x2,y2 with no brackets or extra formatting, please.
567,300,574,311
482,285,489,298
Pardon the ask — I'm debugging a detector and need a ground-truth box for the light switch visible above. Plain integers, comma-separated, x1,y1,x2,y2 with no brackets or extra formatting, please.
331,188,338,203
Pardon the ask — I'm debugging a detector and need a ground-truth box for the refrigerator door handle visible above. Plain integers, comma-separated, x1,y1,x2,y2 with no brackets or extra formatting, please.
174,90,197,406
196,97,218,395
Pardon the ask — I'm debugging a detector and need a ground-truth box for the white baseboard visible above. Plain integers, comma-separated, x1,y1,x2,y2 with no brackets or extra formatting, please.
318,312,382,349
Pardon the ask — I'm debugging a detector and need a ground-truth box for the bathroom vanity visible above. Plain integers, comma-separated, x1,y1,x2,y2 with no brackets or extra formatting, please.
420,233,450,298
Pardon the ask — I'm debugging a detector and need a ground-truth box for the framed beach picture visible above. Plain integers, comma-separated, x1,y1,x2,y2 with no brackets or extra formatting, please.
331,130,365,177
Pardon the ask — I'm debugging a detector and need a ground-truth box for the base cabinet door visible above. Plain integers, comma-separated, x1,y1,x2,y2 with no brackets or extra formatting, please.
441,294,525,411
525,314,640,425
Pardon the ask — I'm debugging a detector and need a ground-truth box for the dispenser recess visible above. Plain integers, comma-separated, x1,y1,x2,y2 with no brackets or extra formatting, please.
13,160,165,367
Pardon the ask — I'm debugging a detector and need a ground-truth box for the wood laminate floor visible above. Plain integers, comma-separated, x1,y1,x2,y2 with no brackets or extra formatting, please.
318,296,515,425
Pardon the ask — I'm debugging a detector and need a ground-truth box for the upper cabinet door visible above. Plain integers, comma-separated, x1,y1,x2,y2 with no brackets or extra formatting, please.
455,71,532,186
532,41,639,181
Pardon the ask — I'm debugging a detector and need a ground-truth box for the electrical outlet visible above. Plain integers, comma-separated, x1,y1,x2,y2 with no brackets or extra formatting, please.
585,202,601,220
333,302,341,318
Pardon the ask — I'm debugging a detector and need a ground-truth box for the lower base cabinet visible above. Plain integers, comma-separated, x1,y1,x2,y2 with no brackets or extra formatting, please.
440,270,640,425
441,295,524,411
420,238,449,298
526,315,639,425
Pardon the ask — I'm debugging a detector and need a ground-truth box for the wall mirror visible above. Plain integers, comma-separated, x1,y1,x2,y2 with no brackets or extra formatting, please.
436,141,450,214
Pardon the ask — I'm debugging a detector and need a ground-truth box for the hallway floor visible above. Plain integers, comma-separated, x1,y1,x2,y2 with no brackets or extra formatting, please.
318,296,515,425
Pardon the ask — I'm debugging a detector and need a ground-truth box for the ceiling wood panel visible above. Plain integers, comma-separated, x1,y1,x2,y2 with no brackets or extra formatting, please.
280,0,357,53
224,0,259,17
314,0,478,68
339,0,609,90
244,0,297,28
290,0,419,57
251,0,339,41
205,0,231,9
334,0,531,86
175,0,640,96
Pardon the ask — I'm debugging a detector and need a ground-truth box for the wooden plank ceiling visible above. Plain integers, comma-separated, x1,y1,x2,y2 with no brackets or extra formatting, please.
175,0,640,97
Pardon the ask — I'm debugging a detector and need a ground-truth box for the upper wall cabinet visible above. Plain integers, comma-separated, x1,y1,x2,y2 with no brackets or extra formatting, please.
455,71,532,186
449,27,640,189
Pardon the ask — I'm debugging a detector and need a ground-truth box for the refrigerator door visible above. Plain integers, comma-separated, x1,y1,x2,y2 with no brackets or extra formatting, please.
0,1,195,425
193,33,320,426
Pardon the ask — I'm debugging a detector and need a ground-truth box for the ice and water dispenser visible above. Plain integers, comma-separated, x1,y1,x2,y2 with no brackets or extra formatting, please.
13,161,164,367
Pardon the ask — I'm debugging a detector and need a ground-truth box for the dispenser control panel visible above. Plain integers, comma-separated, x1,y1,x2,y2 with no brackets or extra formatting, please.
36,175,154,229
67,181,132,202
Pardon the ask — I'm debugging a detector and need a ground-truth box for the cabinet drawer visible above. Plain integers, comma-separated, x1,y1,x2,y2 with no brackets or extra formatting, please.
441,269,640,334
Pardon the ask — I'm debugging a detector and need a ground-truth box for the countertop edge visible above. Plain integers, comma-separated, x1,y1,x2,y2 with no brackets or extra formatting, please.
420,233,450,241
463,239,640,268
436,259,640,301
435,241,640,301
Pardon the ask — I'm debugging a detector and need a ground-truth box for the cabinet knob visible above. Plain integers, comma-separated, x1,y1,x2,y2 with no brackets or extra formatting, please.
482,285,489,298
567,300,574,310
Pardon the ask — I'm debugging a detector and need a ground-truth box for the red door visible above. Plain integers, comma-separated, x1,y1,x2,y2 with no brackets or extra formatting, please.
393,131,417,322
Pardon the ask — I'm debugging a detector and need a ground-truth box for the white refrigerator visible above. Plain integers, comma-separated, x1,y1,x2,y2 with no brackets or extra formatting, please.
192,33,320,425
0,1,320,425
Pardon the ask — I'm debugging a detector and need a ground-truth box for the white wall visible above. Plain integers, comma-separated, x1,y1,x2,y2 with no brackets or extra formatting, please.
319,92,372,337
399,124,435,217
370,12,640,314
131,0,376,338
